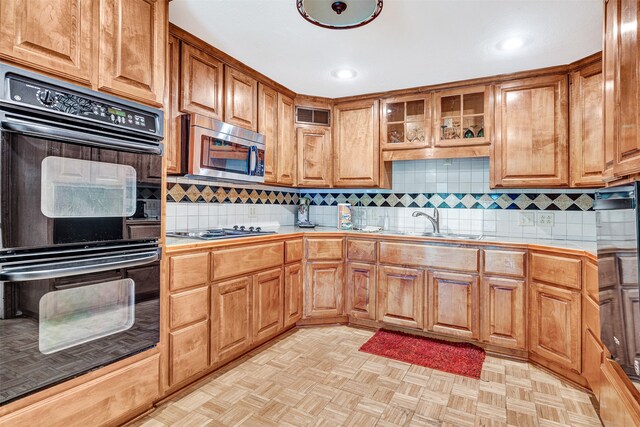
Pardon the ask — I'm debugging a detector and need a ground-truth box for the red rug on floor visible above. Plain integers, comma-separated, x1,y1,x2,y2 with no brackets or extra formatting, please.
359,329,486,379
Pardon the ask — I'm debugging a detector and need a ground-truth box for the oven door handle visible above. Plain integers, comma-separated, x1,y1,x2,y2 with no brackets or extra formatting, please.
0,250,160,282
1,116,163,155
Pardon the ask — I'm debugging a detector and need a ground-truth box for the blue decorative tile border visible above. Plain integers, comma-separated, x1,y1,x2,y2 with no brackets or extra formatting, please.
300,192,595,211
167,182,299,205
166,182,594,211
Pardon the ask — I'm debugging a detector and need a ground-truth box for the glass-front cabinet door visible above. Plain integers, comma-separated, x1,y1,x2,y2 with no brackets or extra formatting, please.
380,94,431,150
434,85,492,147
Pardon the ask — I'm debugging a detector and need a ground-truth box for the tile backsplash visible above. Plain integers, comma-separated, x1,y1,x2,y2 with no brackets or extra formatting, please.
166,158,597,241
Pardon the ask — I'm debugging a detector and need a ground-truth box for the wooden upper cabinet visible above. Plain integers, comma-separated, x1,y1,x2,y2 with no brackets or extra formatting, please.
0,0,97,86
492,75,569,188
530,282,581,372
224,66,258,131
570,61,604,187
434,85,492,148
277,94,296,185
99,0,165,106
377,265,424,329
258,84,278,183
333,99,380,187
297,126,332,187
381,94,431,150
180,43,224,119
166,34,183,174
427,270,479,340
613,0,640,177
603,0,619,181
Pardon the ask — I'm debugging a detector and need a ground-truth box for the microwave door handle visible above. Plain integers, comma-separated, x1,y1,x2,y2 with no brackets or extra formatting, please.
249,146,257,176
1,116,163,155
593,197,635,211
0,250,159,282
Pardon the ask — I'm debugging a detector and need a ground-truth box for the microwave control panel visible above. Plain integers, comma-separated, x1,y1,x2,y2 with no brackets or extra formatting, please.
6,76,158,134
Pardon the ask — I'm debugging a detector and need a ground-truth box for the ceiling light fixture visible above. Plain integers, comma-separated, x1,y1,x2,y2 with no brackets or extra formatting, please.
297,0,383,30
497,36,526,51
333,68,357,80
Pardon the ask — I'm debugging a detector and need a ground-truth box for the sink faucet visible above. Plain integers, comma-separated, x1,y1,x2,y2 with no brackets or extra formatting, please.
412,208,440,233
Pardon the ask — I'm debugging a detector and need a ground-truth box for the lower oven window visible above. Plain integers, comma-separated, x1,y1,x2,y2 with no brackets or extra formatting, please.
38,279,135,354
40,156,137,218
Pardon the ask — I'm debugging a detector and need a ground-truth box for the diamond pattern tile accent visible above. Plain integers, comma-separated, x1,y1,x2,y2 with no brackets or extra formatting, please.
513,194,533,210
166,183,595,211
575,193,594,211
533,194,553,210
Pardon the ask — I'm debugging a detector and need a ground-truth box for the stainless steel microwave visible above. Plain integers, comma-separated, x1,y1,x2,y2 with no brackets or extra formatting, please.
185,114,266,183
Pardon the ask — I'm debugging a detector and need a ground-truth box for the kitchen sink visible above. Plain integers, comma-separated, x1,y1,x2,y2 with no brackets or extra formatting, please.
421,232,484,240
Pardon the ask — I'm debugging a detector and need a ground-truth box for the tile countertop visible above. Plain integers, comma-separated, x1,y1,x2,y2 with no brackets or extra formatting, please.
165,226,597,256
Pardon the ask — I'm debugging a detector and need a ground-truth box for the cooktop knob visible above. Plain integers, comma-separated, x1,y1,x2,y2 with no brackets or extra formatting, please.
233,225,239,230
239,225,246,231
255,227,262,232
248,226,255,232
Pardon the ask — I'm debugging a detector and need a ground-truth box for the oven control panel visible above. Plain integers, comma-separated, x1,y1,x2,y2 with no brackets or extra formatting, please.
7,77,158,134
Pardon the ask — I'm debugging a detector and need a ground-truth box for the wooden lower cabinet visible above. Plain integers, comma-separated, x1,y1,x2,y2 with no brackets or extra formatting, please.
304,261,344,318
253,268,283,342
284,262,303,327
346,262,376,320
480,276,526,349
583,328,604,398
169,320,209,386
427,270,479,339
529,282,581,371
377,265,423,329
599,358,640,426
0,353,159,426
212,276,253,362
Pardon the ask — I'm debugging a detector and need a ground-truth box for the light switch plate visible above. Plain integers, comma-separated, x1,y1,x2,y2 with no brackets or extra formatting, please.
248,206,257,219
519,212,535,227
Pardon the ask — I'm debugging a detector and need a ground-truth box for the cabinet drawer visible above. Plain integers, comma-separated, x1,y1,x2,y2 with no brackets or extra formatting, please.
285,239,303,263
379,242,479,272
484,249,526,277
170,252,210,291
306,238,344,260
1,353,159,426
347,239,377,263
531,252,582,289
212,242,284,280
169,321,209,386
170,286,209,330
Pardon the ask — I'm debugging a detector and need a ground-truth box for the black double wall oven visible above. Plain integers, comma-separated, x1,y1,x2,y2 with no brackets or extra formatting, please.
0,65,163,405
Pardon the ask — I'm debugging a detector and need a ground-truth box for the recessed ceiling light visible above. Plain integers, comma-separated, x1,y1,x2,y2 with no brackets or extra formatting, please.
333,68,357,80
497,36,526,51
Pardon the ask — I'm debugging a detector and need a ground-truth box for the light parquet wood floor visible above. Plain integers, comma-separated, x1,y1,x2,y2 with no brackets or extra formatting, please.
133,326,602,427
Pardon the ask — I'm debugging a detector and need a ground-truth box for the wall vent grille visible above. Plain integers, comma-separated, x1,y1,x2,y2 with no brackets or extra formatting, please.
295,106,331,126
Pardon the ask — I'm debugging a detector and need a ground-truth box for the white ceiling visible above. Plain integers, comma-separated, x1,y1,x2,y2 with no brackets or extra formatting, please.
169,0,603,98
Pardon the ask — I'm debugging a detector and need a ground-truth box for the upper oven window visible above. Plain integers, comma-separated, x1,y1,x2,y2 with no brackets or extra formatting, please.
40,156,137,218
201,135,250,175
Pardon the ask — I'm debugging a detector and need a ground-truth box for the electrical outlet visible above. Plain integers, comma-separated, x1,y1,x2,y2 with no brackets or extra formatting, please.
443,159,453,166
519,212,535,227
536,212,554,227
248,206,257,219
